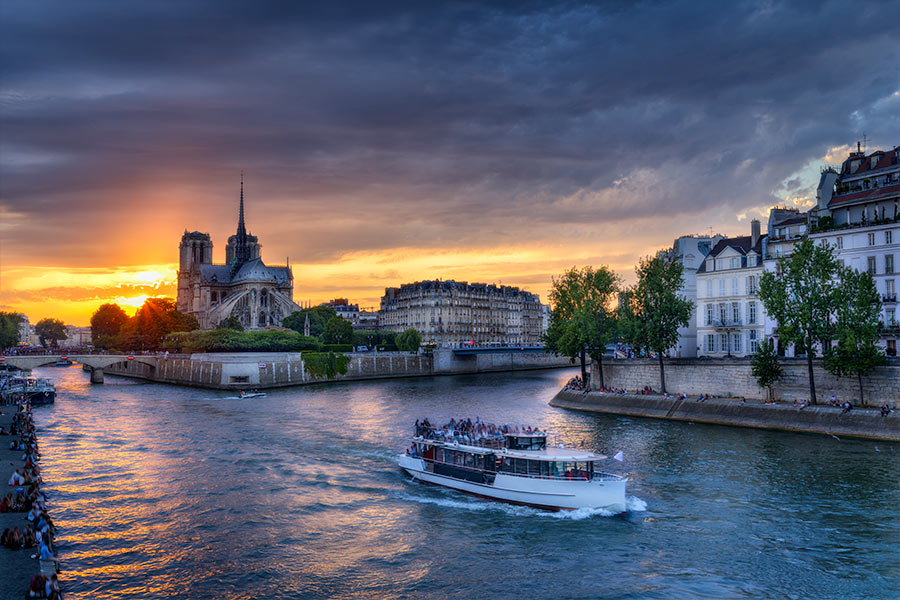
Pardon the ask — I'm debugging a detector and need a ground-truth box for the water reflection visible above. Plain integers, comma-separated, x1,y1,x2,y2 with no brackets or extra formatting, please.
28,365,900,600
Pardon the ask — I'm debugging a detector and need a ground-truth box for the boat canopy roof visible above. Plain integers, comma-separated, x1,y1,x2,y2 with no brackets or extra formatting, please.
413,436,606,461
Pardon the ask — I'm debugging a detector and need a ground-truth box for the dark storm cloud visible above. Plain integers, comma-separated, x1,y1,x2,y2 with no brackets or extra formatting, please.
1,0,899,263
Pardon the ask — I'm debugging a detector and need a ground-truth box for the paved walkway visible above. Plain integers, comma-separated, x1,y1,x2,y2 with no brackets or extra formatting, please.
0,404,53,599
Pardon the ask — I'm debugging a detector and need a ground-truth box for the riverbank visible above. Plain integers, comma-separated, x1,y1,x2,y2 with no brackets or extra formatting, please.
550,389,900,441
1,401,60,598
102,350,572,389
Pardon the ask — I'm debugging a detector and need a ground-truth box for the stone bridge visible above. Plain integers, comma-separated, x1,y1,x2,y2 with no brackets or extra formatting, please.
0,355,158,383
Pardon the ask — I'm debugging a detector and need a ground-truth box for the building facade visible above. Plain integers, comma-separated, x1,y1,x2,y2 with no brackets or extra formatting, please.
378,279,543,347
664,234,725,357
696,222,766,358
176,181,301,330
808,144,900,356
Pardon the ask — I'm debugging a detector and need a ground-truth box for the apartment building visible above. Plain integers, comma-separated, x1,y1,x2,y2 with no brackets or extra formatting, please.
378,279,543,347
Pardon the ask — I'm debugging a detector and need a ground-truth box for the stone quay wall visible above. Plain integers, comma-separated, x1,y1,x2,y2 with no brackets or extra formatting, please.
433,349,572,374
595,358,900,405
105,352,433,389
104,349,571,389
550,390,900,441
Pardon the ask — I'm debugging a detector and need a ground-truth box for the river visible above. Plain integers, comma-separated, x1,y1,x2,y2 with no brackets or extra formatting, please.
29,365,900,599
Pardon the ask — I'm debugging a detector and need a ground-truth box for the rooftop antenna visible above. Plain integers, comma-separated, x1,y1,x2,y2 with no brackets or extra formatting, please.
863,133,867,153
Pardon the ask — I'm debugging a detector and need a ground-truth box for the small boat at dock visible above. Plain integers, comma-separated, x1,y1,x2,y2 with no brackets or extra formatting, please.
398,419,627,512
0,375,56,405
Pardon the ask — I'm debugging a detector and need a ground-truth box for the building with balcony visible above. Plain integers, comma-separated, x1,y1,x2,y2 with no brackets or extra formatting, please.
378,279,543,347
696,221,766,357
808,143,900,356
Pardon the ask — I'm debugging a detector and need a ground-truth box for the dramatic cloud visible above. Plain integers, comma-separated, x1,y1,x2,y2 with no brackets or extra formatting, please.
1,0,898,323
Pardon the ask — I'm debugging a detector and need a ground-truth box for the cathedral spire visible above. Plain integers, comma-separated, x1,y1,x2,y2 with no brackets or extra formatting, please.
237,171,247,239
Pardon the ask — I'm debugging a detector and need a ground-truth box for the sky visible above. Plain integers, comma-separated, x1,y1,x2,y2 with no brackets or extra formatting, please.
1,0,899,326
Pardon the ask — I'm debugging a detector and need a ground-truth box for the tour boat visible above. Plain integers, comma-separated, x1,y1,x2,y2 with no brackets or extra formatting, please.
398,421,627,512
239,390,266,399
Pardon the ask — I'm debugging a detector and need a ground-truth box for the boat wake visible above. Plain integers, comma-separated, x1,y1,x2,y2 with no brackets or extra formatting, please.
397,489,648,519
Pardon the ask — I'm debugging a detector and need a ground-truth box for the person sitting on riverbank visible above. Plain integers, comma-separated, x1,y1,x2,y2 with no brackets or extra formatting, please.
881,404,893,417
27,573,47,599
841,401,853,414
8,468,25,486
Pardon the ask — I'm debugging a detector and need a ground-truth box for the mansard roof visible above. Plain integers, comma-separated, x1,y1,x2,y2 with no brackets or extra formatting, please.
841,145,900,177
696,234,766,273
829,182,900,208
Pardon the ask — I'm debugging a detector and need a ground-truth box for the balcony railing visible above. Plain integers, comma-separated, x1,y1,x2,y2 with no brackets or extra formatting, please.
711,319,743,328
883,295,897,303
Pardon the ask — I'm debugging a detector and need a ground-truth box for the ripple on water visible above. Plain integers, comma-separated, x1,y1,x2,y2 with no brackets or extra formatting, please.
28,366,900,600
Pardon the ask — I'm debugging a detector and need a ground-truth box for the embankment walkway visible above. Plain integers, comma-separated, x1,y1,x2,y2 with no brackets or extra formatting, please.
550,389,900,441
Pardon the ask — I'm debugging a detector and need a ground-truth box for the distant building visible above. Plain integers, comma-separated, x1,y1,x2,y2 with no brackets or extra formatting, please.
378,279,543,347
696,221,766,357
664,234,725,357
61,326,92,348
176,179,300,330
323,298,361,325
808,143,900,356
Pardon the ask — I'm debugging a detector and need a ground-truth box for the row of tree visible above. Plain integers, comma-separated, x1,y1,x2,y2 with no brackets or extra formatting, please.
88,300,424,354
545,256,692,392
2,311,71,349
91,299,199,351
547,238,886,404
754,238,885,405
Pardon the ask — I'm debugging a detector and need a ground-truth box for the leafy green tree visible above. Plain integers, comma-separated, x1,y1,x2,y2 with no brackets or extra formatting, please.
118,297,198,350
35,318,68,348
759,238,841,404
823,267,885,406
90,303,129,344
352,330,395,348
751,338,783,402
302,351,350,379
618,255,693,393
0,312,23,349
545,266,620,387
217,316,244,331
322,316,354,344
283,306,338,338
396,328,422,353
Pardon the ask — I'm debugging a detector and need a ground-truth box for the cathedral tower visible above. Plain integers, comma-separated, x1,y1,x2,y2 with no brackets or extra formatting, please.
225,174,261,269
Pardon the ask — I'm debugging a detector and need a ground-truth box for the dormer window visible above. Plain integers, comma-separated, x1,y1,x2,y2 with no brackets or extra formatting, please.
871,156,879,169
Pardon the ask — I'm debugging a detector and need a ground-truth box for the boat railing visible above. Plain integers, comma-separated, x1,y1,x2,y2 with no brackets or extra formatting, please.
415,426,506,449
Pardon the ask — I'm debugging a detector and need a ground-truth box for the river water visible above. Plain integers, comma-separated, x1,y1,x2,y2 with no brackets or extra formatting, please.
28,365,900,599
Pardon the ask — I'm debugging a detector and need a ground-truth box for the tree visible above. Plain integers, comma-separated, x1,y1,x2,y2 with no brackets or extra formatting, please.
90,303,129,344
217,316,244,331
396,328,422,353
759,238,841,404
35,318,68,348
544,266,620,387
283,306,338,338
0,312,23,349
751,338,783,402
322,316,354,345
823,267,885,406
618,255,693,393
117,297,198,350
302,351,350,379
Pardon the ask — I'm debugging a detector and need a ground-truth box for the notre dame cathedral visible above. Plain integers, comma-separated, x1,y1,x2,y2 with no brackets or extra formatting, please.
176,179,301,330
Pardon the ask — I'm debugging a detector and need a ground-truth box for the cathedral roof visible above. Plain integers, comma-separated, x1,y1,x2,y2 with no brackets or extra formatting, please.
197,260,291,285
232,258,292,283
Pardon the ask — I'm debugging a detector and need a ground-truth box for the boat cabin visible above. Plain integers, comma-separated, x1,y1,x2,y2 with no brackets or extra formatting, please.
505,433,547,451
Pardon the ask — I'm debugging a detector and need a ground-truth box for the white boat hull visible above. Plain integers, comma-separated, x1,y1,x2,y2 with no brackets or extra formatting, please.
398,454,627,512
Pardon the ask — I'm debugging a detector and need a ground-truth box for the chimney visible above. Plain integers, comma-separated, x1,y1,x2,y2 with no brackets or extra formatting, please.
751,219,761,248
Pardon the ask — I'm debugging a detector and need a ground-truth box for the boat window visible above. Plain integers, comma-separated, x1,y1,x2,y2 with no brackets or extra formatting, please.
465,453,474,467
540,461,550,477
527,460,541,476
514,458,527,475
